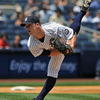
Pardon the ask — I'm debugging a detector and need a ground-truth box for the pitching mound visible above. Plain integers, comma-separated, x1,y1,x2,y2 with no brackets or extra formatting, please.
0,86,100,94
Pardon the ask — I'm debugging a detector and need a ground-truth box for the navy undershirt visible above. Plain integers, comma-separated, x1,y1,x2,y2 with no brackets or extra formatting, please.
39,37,44,42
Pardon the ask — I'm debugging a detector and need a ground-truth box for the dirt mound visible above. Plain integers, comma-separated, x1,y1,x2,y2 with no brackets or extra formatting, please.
1,86,100,94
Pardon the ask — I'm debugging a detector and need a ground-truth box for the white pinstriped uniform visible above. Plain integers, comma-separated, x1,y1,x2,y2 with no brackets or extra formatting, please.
27,22,74,78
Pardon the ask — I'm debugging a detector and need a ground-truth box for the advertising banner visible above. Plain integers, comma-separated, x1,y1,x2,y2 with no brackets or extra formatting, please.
0,50,80,78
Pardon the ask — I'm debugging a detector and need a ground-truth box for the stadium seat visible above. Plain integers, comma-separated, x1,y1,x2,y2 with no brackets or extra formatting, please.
82,22,94,29
95,42,100,50
77,33,91,42
81,41,96,50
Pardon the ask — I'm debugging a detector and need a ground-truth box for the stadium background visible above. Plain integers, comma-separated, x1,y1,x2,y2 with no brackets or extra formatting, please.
0,0,100,100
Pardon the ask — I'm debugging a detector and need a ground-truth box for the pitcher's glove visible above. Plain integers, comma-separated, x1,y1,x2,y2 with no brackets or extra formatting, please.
50,38,73,55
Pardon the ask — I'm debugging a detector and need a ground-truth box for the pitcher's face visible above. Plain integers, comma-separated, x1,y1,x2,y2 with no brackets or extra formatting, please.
25,24,33,35
25,23,40,35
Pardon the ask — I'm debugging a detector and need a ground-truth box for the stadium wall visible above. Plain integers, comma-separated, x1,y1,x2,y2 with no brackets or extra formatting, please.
0,50,99,78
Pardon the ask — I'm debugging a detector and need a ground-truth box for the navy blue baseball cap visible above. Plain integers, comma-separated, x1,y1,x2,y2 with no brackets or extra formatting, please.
20,15,40,27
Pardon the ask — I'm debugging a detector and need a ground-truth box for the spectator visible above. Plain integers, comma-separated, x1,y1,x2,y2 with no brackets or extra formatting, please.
67,15,75,26
68,0,77,10
20,39,28,50
59,0,71,17
92,10,100,23
95,22,100,31
49,8,67,25
39,4,52,24
24,0,38,16
11,34,23,49
42,0,50,5
82,11,93,23
0,10,7,22
92,32,100,42
15,12,25,26
50,0,60,12
15,3,22,13
0,34,10,49
90,0,100,10
73,5,81,14
11,4,22,20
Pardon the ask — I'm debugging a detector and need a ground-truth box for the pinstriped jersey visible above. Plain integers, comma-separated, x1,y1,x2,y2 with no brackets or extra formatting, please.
42,22,74,40
27,22,74,57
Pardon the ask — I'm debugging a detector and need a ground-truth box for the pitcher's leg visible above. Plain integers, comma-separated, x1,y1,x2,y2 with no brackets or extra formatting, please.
70,11,86,34
70,0,93,34
33,54,64,100
34,77,56,100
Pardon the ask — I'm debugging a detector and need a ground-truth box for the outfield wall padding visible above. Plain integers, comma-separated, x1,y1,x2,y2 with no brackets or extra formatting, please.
0,50,99,78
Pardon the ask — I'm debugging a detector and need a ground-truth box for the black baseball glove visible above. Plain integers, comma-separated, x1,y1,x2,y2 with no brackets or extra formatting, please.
50,38,73,55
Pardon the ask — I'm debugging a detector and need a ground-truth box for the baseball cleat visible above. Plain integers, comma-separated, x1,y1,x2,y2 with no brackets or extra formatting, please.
82,0,93,11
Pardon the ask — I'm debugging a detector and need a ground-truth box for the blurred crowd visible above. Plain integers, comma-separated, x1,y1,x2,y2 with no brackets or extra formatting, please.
0,0,100,50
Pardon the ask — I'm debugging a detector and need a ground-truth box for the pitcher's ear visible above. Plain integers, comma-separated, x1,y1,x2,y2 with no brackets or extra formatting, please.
35,23,41,28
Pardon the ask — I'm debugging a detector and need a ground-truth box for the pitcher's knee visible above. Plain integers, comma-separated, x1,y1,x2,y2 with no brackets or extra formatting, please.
47,70,59,78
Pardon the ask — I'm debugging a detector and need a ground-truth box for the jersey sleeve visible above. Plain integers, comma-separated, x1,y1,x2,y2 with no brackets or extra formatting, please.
27,36,43,57
57,26,74,40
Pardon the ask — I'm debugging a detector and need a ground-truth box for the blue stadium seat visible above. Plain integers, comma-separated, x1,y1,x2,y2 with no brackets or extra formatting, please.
82,22,94,29
77,33,91,42
7,20,15,25
95,42,100,50
81,41,96,50
76,42,83,50
0,0,27,5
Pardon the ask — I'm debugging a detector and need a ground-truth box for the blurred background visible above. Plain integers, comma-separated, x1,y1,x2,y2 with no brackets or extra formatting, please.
0,0,100,79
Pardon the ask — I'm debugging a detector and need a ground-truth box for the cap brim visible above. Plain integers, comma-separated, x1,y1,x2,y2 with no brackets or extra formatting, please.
20,21,33,27
20,23,26,27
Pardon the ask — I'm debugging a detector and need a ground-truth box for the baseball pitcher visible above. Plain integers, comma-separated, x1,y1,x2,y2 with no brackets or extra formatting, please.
21,0,93,100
